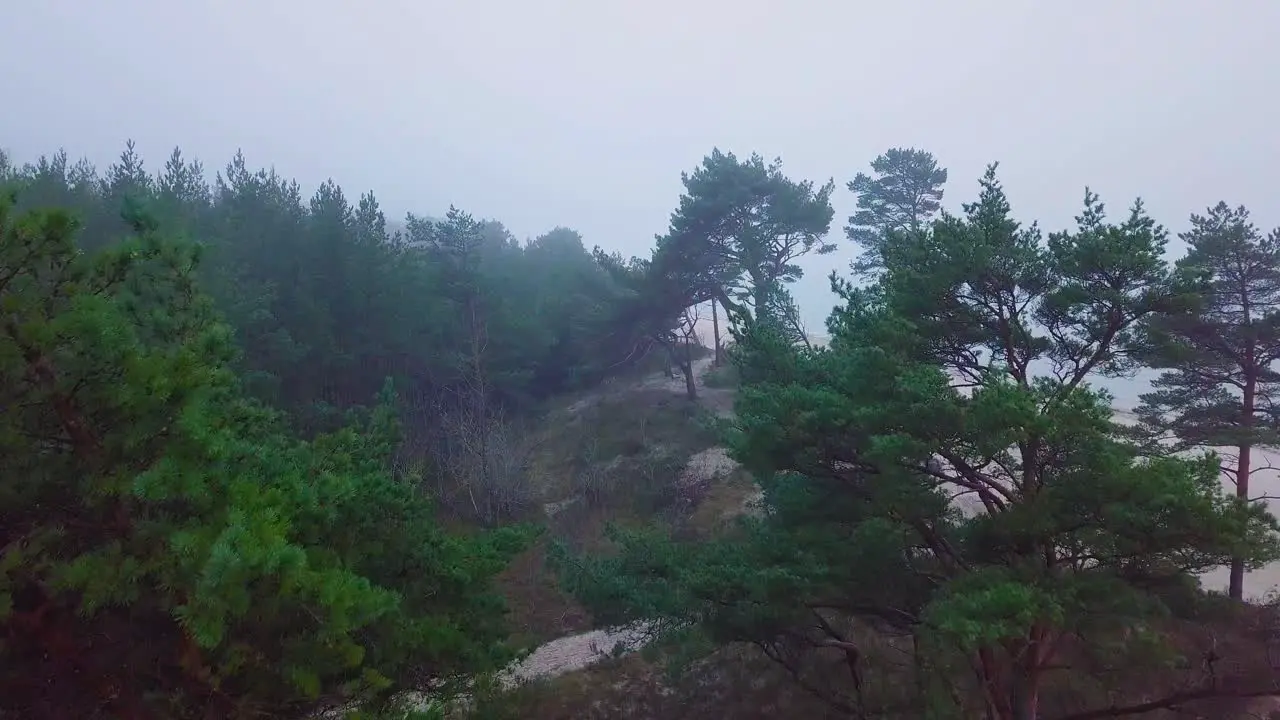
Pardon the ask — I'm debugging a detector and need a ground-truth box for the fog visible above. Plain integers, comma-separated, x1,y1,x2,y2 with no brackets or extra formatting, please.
5,0,1279,410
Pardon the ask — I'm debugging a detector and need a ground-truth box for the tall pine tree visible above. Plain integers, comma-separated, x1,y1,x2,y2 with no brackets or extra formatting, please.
1137,202,1280,600
845,147,948,277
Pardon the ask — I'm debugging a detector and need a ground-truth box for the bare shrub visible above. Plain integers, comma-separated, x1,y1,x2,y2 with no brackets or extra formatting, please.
574,464,615,508
572,442,684,514
573,437,616,507
631,450,682,513
399,392,538,525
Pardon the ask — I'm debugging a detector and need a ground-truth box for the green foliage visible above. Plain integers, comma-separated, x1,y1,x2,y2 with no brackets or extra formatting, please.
587,246,705,394
756,281,812,347
12,131,1280,720
656,148,836,324
532,148,836,396
2,143,652,431
1135,202,1280,598
1135,202,1280,451
0,195,531,718
560,166,1280,718
845,147,949,277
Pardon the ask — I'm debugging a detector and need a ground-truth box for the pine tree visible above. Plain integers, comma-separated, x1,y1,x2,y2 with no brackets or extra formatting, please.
757,281,811,348
5,141,659,422
845,147,948,276
0,194,529,719
662,148,836,322
1137,202,1280,600
561,169,1280,719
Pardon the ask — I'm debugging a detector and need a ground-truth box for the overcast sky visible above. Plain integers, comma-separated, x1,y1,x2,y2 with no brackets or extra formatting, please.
4,0,1278,332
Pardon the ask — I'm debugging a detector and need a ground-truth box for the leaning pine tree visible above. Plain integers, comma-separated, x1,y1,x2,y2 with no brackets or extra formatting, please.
1137,202,1280,600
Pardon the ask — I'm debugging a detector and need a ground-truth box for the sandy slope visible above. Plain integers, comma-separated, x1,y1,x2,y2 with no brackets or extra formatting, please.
318,359,738,717
501,354,738,686
349,358,1280,717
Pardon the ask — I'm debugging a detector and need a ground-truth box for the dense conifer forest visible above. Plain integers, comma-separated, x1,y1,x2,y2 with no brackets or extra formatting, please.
5,142,1280,719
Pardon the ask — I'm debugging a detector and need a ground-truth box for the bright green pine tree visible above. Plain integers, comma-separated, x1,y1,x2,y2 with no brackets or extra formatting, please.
0,194,530,719
559,168,1280,720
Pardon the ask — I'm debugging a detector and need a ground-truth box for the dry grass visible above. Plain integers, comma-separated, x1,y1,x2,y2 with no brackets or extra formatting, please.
533,388,718,516
684,466,757,536
493,538,593,648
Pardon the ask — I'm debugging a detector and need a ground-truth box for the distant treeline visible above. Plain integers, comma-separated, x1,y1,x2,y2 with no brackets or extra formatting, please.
0,142,659,432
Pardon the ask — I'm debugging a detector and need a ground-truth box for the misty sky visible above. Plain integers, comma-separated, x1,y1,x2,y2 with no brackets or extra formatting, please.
4,0,1279,336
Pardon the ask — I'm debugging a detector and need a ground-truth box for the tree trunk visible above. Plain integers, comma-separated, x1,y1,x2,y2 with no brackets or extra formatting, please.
1233,376,1256,600
977,648,1009,720
1008,668,1040,720
467,293,488,518
752,281,769,324
711,296,722,366
682,360,697,400
977,635,1050,720
678,340,697,401
1230,441,1250,598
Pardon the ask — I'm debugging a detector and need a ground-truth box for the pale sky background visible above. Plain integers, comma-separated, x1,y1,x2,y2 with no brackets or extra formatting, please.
4,0,1280,408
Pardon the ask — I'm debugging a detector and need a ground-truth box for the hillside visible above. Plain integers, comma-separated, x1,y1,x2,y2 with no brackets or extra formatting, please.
493,350,749,649
382,352,842,720
461,359,1280,720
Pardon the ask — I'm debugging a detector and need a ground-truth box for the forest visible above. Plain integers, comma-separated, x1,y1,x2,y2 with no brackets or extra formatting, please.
4,140,1280,720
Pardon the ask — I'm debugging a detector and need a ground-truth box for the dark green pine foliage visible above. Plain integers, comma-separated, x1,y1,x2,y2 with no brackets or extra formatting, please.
1,142,649,431
757,281,811,347
560,167,1280,720
523,227,623,393
589,239,724,399
660,148,836,324
589,248,670,365
845,147,948,277
0,195,530,719
1136,202,1280,600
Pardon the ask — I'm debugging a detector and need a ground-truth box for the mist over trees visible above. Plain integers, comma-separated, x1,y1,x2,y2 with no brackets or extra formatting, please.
0,141,699,718
4,138,1280,720
1,144,662,424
